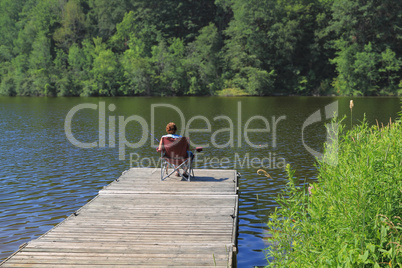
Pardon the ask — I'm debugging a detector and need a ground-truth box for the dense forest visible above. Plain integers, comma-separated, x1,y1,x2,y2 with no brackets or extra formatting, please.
0,0,401,96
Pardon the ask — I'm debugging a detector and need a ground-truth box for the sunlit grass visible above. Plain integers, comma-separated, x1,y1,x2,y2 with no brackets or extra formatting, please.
266,115,402,267
215,88,249,96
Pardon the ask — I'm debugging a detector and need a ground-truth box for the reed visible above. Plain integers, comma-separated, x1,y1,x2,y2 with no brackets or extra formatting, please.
350,99,354,128
265,115,402,267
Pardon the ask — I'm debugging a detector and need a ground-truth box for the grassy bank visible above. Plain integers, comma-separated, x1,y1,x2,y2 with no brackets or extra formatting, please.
266,116,402,267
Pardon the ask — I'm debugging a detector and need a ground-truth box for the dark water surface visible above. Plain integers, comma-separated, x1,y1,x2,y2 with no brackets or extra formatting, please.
0,96,400,267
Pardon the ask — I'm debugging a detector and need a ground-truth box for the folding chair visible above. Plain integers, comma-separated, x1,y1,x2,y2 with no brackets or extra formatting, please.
159,136,201,181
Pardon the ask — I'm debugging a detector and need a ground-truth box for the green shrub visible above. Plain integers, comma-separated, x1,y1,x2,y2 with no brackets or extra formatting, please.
266,118,402,267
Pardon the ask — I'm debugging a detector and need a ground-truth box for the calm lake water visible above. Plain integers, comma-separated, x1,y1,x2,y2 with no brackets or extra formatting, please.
0,96,400,267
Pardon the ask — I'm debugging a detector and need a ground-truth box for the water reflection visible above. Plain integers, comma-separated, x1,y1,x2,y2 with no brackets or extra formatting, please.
0,96,400,267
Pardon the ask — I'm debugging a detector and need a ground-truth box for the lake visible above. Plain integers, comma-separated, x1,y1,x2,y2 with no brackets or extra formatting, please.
0,96,400,267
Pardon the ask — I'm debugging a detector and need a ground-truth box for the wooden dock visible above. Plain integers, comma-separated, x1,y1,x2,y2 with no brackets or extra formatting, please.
1,168,239,267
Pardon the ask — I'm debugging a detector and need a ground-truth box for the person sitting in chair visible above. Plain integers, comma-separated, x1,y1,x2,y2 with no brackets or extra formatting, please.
157,122,194,177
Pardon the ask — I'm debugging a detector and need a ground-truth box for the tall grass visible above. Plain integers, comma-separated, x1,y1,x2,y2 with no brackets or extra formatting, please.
266,116,402,267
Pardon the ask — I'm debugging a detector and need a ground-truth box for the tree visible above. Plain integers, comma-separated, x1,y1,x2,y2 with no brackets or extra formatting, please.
222,0,334,95
87,0,131,39
87,37,121,96
29,31,54,96
110,11,160,55
328,0,402,95
92,48,120,95
120,35,154,95
151,37,187,95
1,0,401,96
185,23,223,95
379,48,402,93
0,0,25,61
54,0,87,51
53,48,73,96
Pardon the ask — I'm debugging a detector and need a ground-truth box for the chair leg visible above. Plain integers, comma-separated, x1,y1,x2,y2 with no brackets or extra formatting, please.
186,161,193,182
161,160,172,181
161,161,165,181
189,164,193,182
162,158,192,182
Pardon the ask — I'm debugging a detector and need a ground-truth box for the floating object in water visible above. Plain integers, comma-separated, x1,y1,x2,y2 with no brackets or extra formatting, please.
257,169,272,179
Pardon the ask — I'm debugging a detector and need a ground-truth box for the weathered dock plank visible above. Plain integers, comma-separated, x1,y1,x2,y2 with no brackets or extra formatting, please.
1,168,239,267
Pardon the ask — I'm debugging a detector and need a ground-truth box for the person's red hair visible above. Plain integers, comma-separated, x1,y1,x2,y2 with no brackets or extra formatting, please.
166,122,177,134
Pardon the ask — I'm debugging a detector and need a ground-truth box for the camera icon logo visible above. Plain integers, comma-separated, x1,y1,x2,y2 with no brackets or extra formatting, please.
302,101,338,166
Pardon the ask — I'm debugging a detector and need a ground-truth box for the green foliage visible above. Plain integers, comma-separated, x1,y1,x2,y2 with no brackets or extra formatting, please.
151,37,186,95
245,68,276,96
216,88,248,96
0,0,401,96
91,48,119,96
0,0,24,61
185,23,222,95
53,0,86,51
29,31,54,95
127,0,218,43
222,0,337,95
88,0,130,39
329,0,402,96
266,118,402,267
